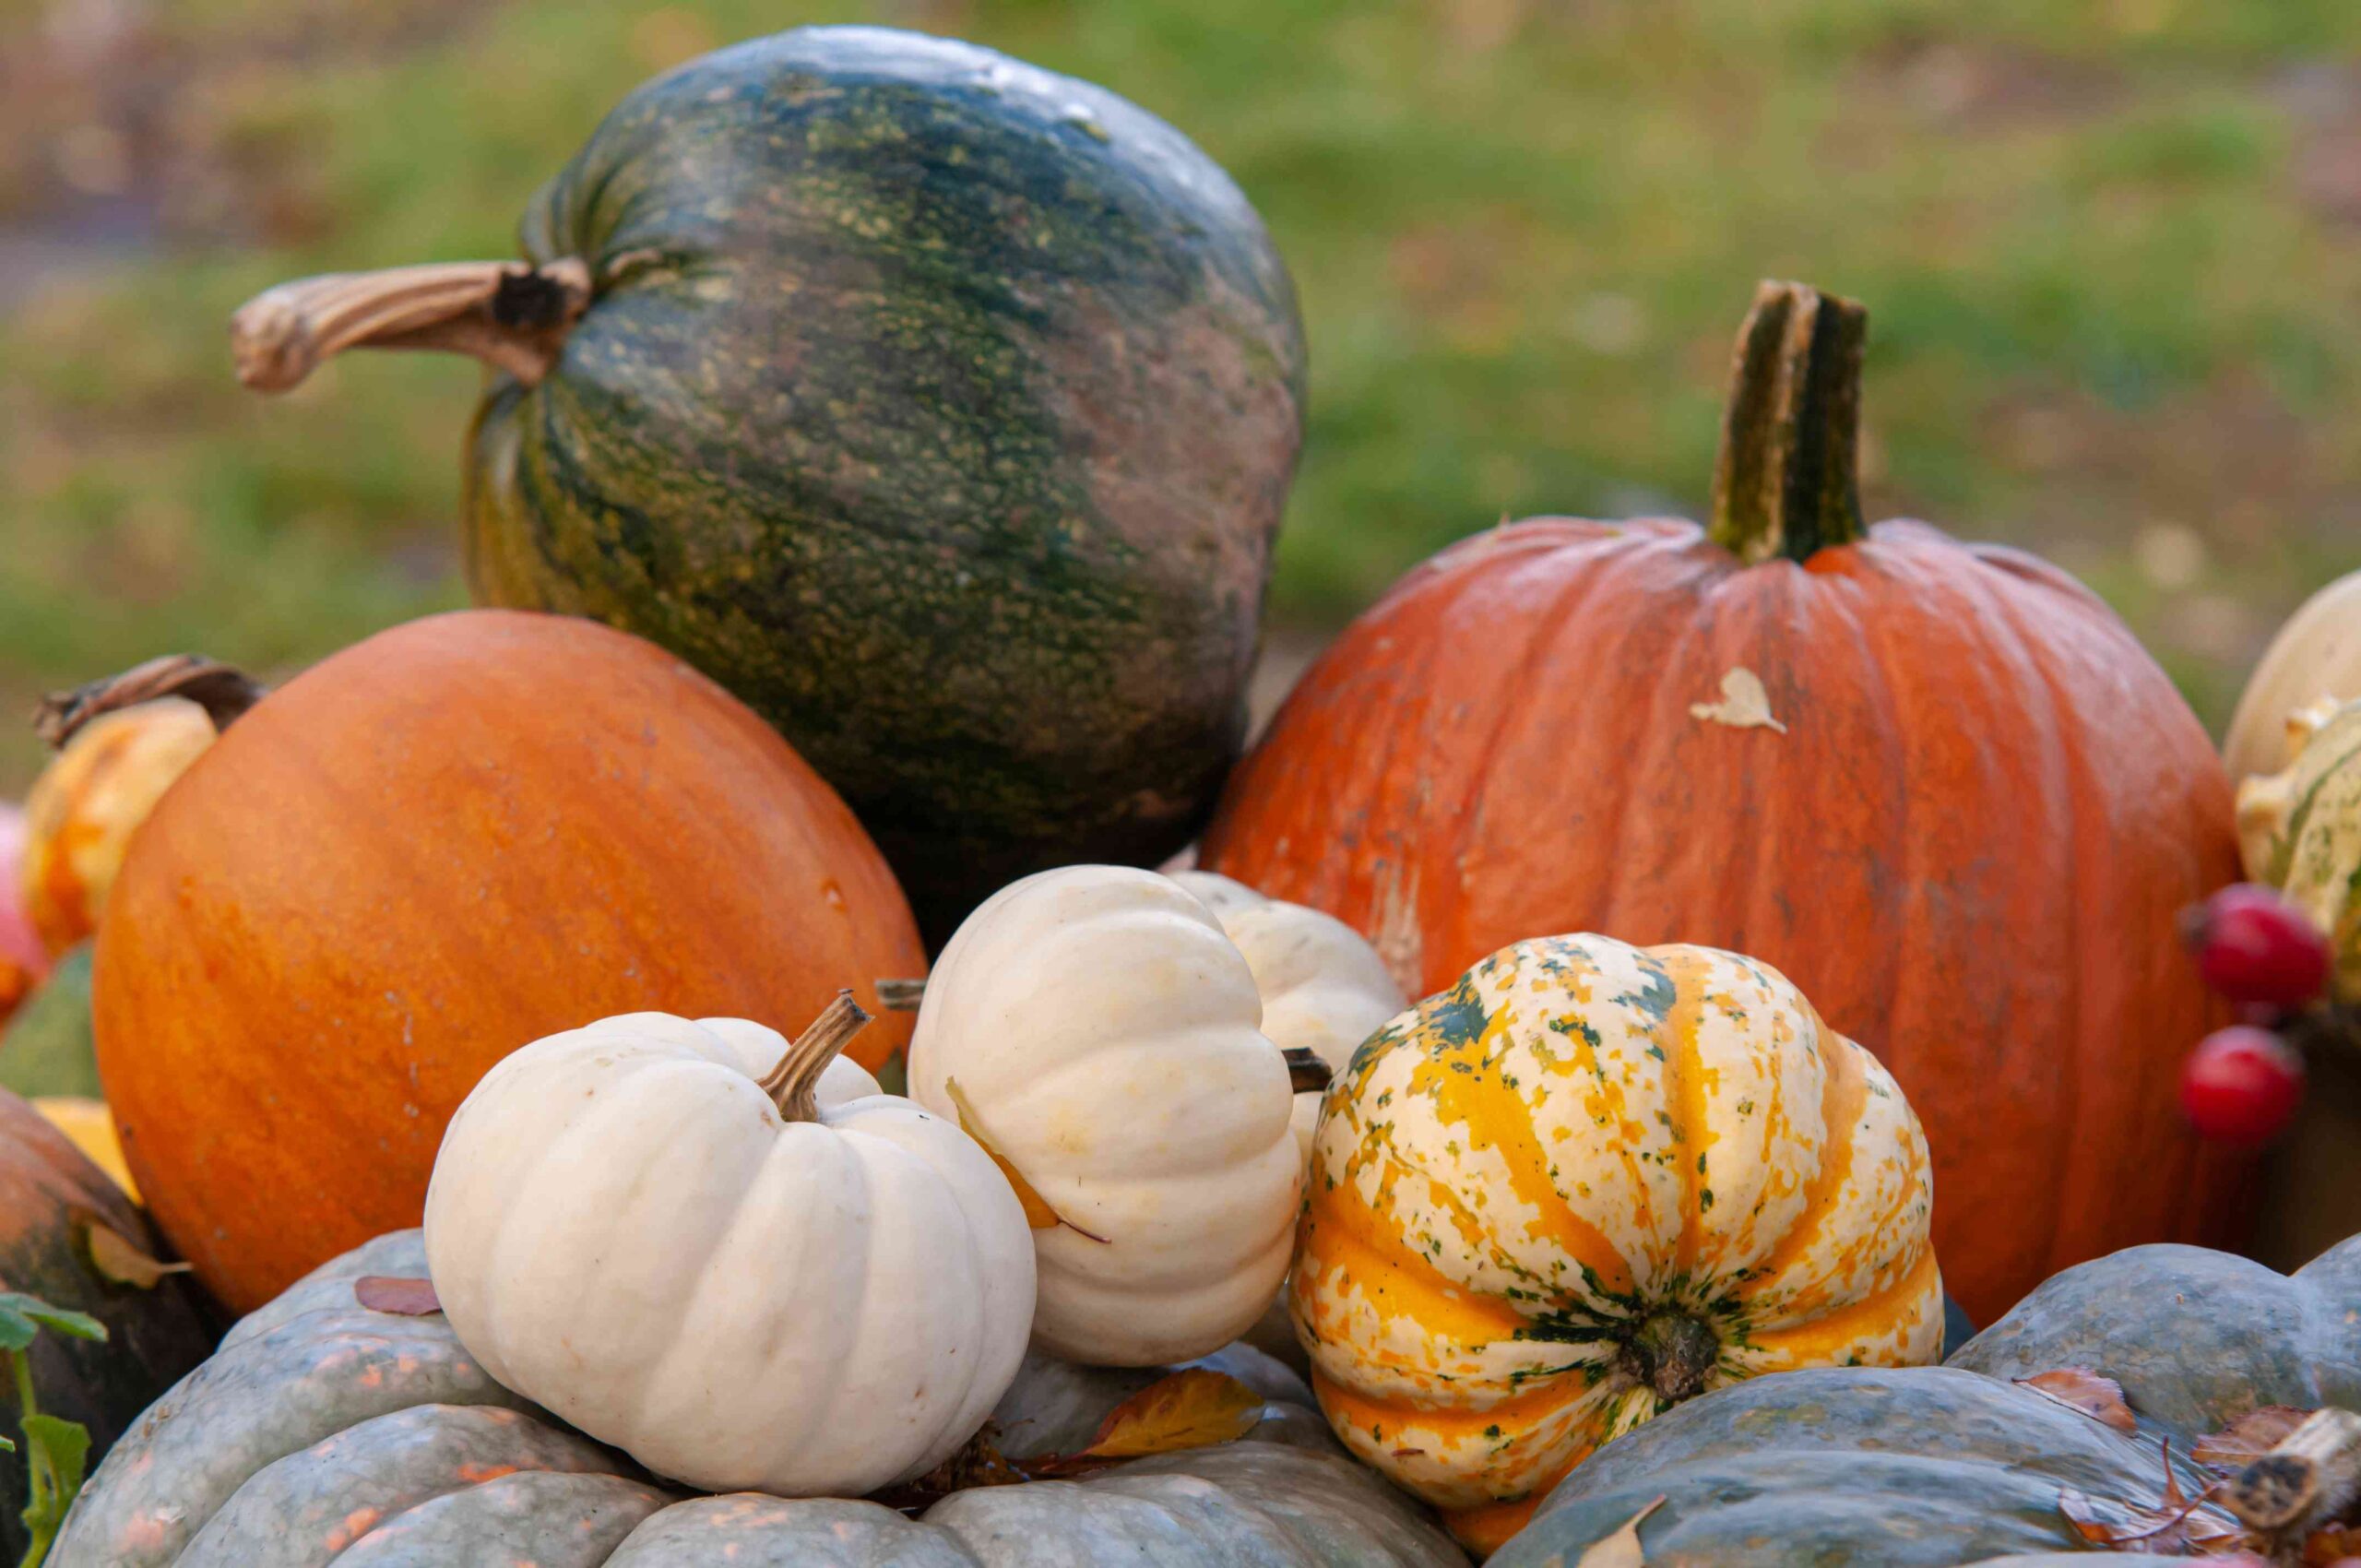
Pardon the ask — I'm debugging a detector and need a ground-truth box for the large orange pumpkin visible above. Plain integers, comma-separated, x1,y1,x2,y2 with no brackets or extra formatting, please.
77,611,925,1312
1202,281,2245,1323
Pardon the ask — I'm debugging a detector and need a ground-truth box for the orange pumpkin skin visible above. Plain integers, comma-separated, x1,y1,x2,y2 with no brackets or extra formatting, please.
1204,295,2248,1324
92,610,925,1313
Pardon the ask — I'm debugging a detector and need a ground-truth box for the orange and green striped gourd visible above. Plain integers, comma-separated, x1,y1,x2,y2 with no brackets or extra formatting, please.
1289,932,1942,1555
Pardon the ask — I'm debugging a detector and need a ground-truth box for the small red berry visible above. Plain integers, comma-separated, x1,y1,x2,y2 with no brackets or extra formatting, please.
2180,884,2332,1008
2179,1027,2306,1144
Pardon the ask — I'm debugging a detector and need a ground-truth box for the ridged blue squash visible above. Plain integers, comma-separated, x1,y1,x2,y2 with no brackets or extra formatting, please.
243,27,1307,940
1489,1234,2361,1564
55,1232,1463,1568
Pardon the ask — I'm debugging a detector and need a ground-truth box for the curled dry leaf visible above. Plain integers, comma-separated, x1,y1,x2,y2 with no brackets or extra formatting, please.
83,1222,194,1290
1026,1369,1264,1477
2058,1441,2248,1555
943,1076,1109,1242
2017,1367,2138,1434
354,1276,443,1316
1690,667,1787,734
1575,1496,1666,1568
876,1370,1268,1507
2195,1407,2315,1472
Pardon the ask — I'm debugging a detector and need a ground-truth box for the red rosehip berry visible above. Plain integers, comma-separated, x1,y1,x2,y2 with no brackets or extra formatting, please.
2179,1027,2306,1144
2180,884,2332,1009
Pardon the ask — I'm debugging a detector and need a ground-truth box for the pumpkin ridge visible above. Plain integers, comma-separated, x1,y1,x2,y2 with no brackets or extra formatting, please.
1442,534,1653,963
1298,1154,1544,1351
1733,1004,1862,1304
1736,1241,1940,1369
1810,556,1913,1082
1584,543,1732,968
1396,970,1641,1297
1970,558,2109,1286
485,1051,776,1409
1653,950,1713,1288
1310,1360,1623,1443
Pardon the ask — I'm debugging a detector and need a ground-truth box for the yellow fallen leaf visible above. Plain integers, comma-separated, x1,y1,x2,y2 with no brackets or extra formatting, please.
1028,1369,1264,1476
35,1098,139,1203
1690,667,1786,734
84,1223,191,1290
1577,1496,1665,1567
943,1077,1108,1242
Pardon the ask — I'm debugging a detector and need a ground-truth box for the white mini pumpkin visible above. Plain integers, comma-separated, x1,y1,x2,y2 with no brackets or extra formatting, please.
910,866,1301,1367
423,996,1036,1497
1169,871,1407,1159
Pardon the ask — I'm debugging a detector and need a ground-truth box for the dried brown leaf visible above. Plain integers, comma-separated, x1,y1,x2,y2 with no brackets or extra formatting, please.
2018,1368,2137,1433
1690,667,1786,734
2302,1521,2361,1563
2194,1407,2314,1472
354,1276,443,1315
2057,1436,2257,1555
1576,1497,1665,1568
2059,1486,2249,1554
943,1077,1109,1242
1026,1370,1263,1477
870,1423,1026,1513
83,1223,192,1290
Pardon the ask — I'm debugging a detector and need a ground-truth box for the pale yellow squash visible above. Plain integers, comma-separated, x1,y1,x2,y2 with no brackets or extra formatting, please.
2225,569,2361,786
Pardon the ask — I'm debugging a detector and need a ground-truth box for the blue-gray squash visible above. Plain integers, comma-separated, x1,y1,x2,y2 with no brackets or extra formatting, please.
1488,1233,2361,1565
54,1231,1463,1568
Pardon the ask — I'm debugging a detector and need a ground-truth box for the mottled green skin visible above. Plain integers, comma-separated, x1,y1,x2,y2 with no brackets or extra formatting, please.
0,1089,214,1563
1492,1235,2361,1566
466,27,1306,939
58,1232,1459,1568
0,944,97,1099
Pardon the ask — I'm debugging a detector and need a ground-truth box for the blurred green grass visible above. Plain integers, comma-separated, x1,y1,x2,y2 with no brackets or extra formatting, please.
4,0,2359,791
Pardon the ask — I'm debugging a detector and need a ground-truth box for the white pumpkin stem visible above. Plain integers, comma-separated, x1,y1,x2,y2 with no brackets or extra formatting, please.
758,991,873,1122
34,654,267,751
230,257,593,393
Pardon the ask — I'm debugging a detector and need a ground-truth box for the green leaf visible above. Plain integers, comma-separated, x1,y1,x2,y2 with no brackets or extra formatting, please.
19,1411,93,1566
0,1295,105,1355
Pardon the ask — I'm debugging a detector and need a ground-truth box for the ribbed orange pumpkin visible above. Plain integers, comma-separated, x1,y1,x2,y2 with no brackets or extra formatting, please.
82,611,925,1312
1204,282,2246,1323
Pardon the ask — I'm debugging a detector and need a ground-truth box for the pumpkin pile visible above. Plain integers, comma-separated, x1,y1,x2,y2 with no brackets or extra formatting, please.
0,17,2348,1568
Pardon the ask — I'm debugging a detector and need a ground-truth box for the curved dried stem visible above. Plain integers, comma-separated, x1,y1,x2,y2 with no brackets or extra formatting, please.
757,992,874,1122
35,655,267,749
231,257,592,393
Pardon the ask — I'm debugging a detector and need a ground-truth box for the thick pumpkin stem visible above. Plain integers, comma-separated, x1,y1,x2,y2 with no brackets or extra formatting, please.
758,991,873,1122
230,257,593,393
1619,1311,1720,1404
34,655,267,750
1706,280,1869,565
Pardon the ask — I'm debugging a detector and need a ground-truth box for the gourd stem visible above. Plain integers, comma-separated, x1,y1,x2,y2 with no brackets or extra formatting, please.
1619,1311,1720,1404
230,257,593,394
2222,1407,2361,1535
34,655,267,750
1283,1046,1334,1095
758,992,873,1122
1706,279,1869,565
